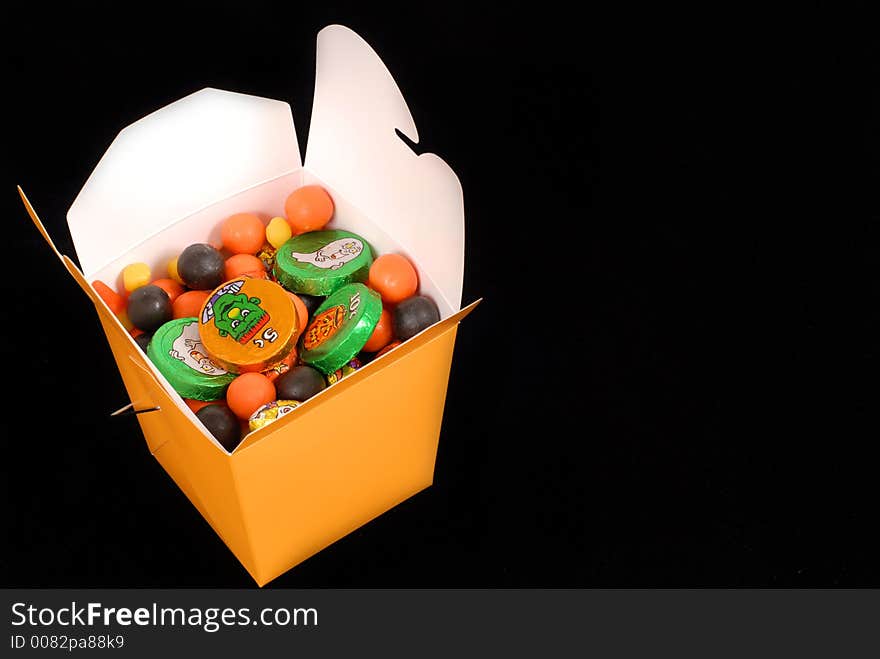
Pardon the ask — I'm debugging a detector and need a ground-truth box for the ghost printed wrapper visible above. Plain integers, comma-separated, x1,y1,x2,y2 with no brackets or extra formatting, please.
274,229,373,296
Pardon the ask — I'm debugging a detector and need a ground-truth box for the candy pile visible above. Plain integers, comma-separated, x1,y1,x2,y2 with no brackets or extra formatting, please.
92,185,440,451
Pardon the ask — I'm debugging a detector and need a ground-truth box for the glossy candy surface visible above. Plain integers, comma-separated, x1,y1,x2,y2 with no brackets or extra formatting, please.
177,244,225,290
275,365,326,402
147,318,235,400
196,404,241,451
248,400,301,431
127,284,172,332
299,283,382,374
173,290,210,320
284,185,334,234
151,278,184,302
274,229,373,296
92,280,126,316
198,278,298,373
221,213,265,255
368,254,418,304
266,216,292,249
225,254,265,280
362,308,394,352
393,295,440,340
122,262,151,292
226,372,276,420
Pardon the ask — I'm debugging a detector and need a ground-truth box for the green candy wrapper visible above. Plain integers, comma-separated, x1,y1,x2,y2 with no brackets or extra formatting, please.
299,283,382,374
147,318,235,400
273,229,373,296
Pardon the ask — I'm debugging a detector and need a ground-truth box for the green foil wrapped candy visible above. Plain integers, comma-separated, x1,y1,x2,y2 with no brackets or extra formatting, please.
147,318,235,400
274,229,373,296
299,283,382,374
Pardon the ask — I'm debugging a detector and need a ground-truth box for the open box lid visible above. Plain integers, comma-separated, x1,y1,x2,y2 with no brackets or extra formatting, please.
306,26,465,310
67,89,301,278
67,25,464,310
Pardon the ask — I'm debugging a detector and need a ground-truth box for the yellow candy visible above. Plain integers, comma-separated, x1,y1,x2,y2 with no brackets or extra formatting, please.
266,216,292,249
122,262,151,292
168,257,185,285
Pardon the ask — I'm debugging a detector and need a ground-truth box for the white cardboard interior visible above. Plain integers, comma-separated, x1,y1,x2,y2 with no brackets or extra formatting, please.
68,89,301,278
65,24,467,455
307,25,465,311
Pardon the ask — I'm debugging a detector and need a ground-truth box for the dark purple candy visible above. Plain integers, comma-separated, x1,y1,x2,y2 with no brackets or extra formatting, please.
393,295,440,340
196,404,241,452
177,243,226,290
275,365,326,401
127,285,172,332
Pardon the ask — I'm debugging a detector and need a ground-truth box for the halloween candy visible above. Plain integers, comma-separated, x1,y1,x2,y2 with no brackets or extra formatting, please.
275,365,326,401
225,254,265,280
248,400,301,432
368,254,418,304
128,284,173,332
92,280,126,316
177,243,226,290
196,403,241,452
362,308,394,353
173,290,210,320
274,229,373,296
266,216,292,249
134,332,152,352
226,372,276,420
393,295,440,340
198,277,298,372
299,283,382,374
221,213,265,255
326,357,363,385
151,278,185,302
147,318,235,400
284,185,334,234
122,262,151,292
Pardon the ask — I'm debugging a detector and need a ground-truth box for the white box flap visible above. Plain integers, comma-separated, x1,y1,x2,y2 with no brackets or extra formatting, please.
306,25,465,310
68,88,301,277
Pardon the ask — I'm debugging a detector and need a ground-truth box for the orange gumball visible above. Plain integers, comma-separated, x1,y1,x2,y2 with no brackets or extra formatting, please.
368,254,418,304
284,185,334,234
289,293,308,339
221,213,265,255
151,278,185,302
226,372,276,420
225,254,265,280
91,280,126,316
172,290,210,319
362,308,394,352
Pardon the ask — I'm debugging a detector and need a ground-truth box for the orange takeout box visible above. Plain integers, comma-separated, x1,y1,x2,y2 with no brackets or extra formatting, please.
19,25,478,586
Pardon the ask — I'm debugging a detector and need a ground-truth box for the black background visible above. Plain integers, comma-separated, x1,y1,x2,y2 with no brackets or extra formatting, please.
2,4,875,586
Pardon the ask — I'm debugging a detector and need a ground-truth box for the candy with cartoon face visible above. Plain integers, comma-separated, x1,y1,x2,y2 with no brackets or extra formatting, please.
212,292,268,344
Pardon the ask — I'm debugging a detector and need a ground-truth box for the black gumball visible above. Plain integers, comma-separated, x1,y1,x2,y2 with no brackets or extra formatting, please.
196,404,242,452
393,295,440,340
298,294,324,317
275,365,326,401
127,285,172,332
177,243,226,290
134,332,152,352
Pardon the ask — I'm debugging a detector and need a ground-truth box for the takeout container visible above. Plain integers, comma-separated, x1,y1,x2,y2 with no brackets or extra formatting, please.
18,25,478,586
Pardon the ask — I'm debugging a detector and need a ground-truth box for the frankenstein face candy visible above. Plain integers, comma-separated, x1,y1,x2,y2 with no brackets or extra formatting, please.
198,278,298,373
274,229,373,296
299,283,382,374
147,318,235,401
